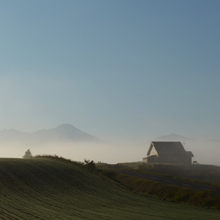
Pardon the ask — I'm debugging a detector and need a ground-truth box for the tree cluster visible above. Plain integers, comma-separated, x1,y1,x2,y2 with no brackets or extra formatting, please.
23,149,33,159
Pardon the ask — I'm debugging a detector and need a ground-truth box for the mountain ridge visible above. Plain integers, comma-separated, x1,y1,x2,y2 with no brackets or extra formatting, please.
0,124,104,143
150,133,194,142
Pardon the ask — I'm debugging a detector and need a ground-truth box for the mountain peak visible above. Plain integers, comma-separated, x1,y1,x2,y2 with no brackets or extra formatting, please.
152,133,193,141
56,124,76,130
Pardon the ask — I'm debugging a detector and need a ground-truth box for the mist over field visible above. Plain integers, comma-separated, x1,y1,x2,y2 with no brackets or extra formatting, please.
0,140,146,164
0,124,143,163
0,124,219,166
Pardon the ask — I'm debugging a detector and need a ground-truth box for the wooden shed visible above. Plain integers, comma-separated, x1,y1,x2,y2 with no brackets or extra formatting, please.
143,141,194,164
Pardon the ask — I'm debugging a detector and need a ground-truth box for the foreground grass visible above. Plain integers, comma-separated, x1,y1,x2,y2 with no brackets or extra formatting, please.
0,158,220,219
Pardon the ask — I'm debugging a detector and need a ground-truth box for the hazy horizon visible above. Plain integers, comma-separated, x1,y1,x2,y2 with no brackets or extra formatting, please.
0,124,218,166
0,1,219,163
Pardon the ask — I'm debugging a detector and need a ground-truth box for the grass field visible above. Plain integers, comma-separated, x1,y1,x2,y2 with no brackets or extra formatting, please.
101,162,220,185
0,158,220,219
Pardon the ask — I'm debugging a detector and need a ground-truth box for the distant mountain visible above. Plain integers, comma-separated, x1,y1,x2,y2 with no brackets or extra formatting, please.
0,129,30,142
150,133,193,142
204,139,220,144
0,124,103,144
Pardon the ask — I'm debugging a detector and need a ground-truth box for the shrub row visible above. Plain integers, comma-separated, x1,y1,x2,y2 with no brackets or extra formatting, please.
103,171,220,209
34,155,95,170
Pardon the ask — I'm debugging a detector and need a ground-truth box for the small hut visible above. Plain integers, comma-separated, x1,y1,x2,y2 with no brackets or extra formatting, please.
143,141,193,164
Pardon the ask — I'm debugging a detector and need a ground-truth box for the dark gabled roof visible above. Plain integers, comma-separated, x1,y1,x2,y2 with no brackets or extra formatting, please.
147,141,194,157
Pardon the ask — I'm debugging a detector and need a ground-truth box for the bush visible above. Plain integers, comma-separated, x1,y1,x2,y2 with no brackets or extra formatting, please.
23,149,33,159
84,159,96,170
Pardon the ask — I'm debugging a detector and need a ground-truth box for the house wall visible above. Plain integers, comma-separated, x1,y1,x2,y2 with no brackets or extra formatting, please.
184,157,192,165
143,155,192,164
143,155,158,163
159,156,192,164
143,157,148,163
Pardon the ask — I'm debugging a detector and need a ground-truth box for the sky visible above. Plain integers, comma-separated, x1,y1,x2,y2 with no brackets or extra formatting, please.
0,0,220,144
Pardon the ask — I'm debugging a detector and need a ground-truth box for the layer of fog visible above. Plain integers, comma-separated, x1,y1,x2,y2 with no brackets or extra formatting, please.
0,139,219,166
0,141,146,164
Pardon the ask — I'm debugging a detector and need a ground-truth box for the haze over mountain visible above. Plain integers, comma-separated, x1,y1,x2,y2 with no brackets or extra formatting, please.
0,126,220,166
0,124,103,144
0,124,111,162
150,133,194,142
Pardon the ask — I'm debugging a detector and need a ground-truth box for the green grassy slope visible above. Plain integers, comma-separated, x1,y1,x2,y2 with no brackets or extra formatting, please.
0,158,219,220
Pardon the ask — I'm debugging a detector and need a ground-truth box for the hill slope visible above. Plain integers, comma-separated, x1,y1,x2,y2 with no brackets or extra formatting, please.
0,158,219,219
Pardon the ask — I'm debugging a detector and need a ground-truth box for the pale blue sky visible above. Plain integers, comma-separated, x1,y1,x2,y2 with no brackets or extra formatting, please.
0,0,219,143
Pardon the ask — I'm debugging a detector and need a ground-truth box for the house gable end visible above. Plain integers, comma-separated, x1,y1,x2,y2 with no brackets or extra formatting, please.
147,142,158,156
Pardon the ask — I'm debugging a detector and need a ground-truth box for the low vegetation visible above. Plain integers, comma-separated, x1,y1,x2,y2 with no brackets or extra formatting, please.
137,163,220,185
98,162,220,186
102,171,220,209
97,162,220,209
0,157,220,219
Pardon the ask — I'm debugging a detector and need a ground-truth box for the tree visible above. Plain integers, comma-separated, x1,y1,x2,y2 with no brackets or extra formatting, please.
23,149,33,159
84,159,96,170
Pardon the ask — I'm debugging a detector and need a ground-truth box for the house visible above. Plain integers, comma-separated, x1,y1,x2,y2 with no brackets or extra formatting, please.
143,141,194,164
